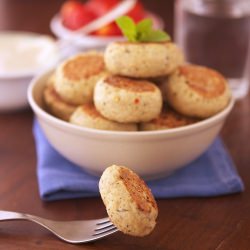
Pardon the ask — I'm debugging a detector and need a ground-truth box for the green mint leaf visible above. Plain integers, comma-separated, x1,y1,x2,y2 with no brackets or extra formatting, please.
136,18,153,34
116,16,137,42
136,18,153,41
140,30,171,42
115,16,171,42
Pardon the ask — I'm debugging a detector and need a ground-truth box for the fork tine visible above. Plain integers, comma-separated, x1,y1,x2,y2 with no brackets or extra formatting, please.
96,217,110,225
95,221,113,230
92,227,118,237
94,224,117,235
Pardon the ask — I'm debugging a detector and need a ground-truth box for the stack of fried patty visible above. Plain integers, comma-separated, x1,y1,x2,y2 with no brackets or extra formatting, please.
44,41,231,131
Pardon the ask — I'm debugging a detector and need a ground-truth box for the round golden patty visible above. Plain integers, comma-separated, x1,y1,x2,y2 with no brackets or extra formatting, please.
43,85,77,121
165,65,231,118
94,75,163,123
54,51,107,105
70,104,137,131
99,165,158,237
104,41,184,78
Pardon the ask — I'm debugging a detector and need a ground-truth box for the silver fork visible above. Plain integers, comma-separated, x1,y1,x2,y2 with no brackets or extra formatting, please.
0,210,118,244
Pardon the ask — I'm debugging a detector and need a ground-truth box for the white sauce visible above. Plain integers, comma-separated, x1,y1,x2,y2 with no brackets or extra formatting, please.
0,32,59,77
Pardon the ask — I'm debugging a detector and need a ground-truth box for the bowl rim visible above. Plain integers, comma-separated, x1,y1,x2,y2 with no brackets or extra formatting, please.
28,69,235,138
0,31,57,79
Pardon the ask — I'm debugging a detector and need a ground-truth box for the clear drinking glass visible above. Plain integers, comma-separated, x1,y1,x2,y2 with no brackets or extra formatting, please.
174,0,250,100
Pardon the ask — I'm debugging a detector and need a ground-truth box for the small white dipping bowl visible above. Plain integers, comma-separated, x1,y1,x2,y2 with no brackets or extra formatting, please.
28,70,234,179
0,31,58,112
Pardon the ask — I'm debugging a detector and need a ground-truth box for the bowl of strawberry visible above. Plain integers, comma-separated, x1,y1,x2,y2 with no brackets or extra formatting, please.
50,0,164,49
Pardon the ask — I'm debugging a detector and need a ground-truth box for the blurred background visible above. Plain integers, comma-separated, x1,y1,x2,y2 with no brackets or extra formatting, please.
0,0,173,35
0,0,249,100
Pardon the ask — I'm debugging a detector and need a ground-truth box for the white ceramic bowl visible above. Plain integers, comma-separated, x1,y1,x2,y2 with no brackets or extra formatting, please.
28,70,234,179
0,31,58,112
0,75,34,112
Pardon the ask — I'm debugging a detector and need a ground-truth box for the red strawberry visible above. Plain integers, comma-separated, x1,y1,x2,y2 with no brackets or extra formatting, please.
127,1,146,22
61,0,97,30
87,0,146,36
92,22,122,36
86,0,120,16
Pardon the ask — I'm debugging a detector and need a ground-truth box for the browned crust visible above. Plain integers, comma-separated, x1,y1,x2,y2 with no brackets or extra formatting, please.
63,54,105,81
105,76,156,92
80,103,102,118
43,85,77,120
150,107,199,128
44,85,76,108
119,167,158,214
179,65,226,98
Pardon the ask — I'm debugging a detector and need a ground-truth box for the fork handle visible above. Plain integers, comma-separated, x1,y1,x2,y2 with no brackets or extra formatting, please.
0,210,29,221
0,210,54,231
0,210,41,224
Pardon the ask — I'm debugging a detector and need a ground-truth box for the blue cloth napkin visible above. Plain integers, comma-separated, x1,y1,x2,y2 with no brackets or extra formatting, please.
33,120,244,201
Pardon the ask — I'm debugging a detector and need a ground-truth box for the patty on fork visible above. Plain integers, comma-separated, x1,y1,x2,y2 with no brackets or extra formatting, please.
99,165,158,237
